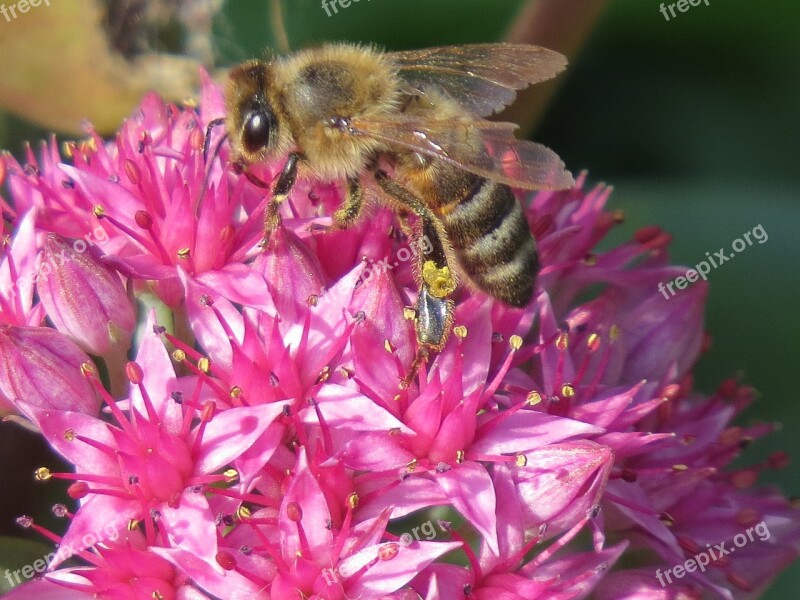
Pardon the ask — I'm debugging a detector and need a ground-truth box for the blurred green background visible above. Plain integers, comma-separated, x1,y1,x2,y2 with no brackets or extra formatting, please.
0,0,797,597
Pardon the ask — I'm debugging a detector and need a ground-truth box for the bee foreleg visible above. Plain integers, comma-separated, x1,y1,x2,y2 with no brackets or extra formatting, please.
264,152,302,241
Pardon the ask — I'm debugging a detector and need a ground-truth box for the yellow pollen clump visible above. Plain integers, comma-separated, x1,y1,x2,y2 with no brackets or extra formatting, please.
421,261,456,298
172,349,186,362
35,467,51,481
526,390,542,405
223,469,239,483
454,325,468,339
197,357,210,373
509,335,523,350
92,205,105,218
63,429,76,442
561,383,576,398
317,366,331,383
515,454,527,467
402,307,416,321
347,492,359,509
177,247,191,259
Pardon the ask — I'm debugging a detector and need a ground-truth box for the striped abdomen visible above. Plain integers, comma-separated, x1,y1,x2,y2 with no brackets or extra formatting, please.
441,174,538,307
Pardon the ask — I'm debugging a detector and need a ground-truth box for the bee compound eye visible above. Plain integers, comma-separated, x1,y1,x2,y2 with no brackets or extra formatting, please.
242,110,272,153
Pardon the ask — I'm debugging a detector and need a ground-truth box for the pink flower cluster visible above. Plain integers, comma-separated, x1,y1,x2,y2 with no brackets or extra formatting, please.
0,73,797,600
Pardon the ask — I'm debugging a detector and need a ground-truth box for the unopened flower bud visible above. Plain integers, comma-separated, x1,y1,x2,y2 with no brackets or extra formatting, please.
0,325,101,420
37,234,136,355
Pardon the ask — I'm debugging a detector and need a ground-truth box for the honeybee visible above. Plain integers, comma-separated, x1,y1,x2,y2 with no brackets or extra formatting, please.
220,43,573,370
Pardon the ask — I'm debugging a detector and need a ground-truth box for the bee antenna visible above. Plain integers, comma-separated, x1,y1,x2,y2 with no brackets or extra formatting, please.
269,0,290,53
203,118,227,163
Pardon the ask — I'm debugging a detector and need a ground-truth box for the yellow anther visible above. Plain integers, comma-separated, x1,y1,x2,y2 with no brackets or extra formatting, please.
63,429,76,442
587,333,601,351
230,386,242,398
223,469,239,483
526,390,542,405
561,383,576,398
515,454,527,467
454,325,468,339
236,506,252,521
509,335,523,350
610,325,621,342
403,307,417,320
177,247,191,259
80,362,96,378
35,467,51,481
556,332,569,350
455,450,466,464
197,357,210,373
347,492,359,509
172,349,186,362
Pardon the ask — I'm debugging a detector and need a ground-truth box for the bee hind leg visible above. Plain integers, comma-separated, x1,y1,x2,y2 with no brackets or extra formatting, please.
372,169,457,384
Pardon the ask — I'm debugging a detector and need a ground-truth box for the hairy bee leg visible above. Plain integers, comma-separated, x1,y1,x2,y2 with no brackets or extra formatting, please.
396,209,414,237
332,177,364,228
310,177,364,235
373,169,457,356
264,152,302,241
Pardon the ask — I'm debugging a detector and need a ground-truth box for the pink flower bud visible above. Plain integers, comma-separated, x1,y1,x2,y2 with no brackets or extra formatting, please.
0,325,101,419
37,234,136,355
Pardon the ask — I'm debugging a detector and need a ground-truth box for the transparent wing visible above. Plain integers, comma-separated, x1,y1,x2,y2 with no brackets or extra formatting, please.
347,115,574,190
389,43,567,116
